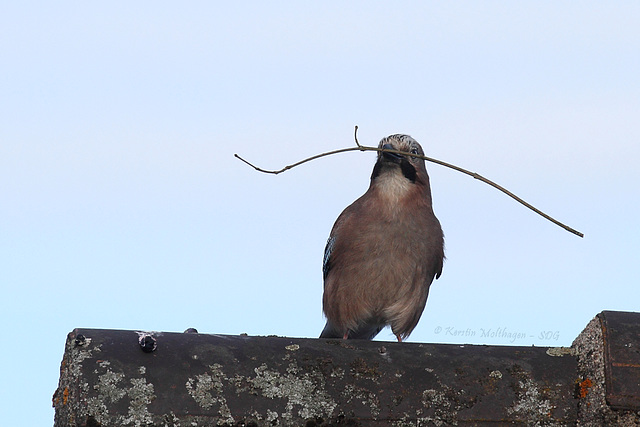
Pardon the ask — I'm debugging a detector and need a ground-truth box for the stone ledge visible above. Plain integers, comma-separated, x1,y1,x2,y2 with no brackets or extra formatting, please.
53,311,640,426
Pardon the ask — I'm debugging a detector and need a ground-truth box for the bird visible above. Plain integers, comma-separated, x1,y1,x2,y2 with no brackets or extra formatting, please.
320,134,444,342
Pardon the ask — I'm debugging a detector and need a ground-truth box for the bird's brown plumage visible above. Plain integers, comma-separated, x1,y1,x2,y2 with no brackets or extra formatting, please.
320,134,444,341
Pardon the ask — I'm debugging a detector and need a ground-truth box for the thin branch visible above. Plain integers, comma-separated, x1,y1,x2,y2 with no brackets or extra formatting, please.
235,147,365,174
354,125,362,148
234,127,584,238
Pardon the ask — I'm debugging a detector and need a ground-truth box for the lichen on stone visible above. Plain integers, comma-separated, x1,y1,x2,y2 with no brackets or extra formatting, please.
507,377,553,426
185,364,233,424
420,388,454,426
83,362,158,426
247,361,337,421
123,377,155,425
546,347,576,357
342,383,381,418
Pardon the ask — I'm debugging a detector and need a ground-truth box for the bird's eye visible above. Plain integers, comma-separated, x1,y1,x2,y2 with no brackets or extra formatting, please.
410,147,419,155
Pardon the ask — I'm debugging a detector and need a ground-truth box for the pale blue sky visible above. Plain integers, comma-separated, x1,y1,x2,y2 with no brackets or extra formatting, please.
2,2,639,425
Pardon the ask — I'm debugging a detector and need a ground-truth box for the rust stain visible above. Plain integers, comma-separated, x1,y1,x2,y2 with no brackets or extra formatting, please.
611,362,640,368
578,378,593,398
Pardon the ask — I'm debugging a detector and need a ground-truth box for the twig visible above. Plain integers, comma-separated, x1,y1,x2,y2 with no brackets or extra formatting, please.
234,127,584,238
354,125,362,147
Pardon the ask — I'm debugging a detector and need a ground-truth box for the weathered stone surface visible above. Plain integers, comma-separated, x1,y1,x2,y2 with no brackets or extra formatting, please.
573,311,640,426
54,328,580,426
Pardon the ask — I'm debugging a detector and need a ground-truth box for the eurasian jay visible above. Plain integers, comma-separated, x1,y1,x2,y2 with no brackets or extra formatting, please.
320,134,444,342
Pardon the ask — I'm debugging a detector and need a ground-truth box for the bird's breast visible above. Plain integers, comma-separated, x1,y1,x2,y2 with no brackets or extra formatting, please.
372,172,414,211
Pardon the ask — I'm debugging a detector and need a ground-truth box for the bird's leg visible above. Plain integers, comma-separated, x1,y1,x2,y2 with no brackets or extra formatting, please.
396,334,403,343
343,331,349,340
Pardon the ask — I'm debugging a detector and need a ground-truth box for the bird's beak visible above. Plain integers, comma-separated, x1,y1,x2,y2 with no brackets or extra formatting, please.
381,144,403,162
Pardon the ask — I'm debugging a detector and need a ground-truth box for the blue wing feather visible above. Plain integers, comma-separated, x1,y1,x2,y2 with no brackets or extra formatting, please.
322,236,335,281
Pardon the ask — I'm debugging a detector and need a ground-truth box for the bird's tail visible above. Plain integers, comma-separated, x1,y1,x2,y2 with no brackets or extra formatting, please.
319,321,383,340
319,322,342,339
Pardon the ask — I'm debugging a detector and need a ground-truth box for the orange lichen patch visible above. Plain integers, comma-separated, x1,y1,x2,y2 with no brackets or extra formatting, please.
578,378,593,398
63,387,69,405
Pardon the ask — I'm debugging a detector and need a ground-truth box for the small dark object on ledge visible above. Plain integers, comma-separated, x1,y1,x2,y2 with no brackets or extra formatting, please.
138,333,157,353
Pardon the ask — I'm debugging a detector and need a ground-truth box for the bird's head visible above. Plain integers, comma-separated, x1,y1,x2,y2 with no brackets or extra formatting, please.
371,134,429,186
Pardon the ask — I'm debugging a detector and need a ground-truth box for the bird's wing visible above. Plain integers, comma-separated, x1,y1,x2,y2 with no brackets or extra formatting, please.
322,235,336,281
322,205,356,282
